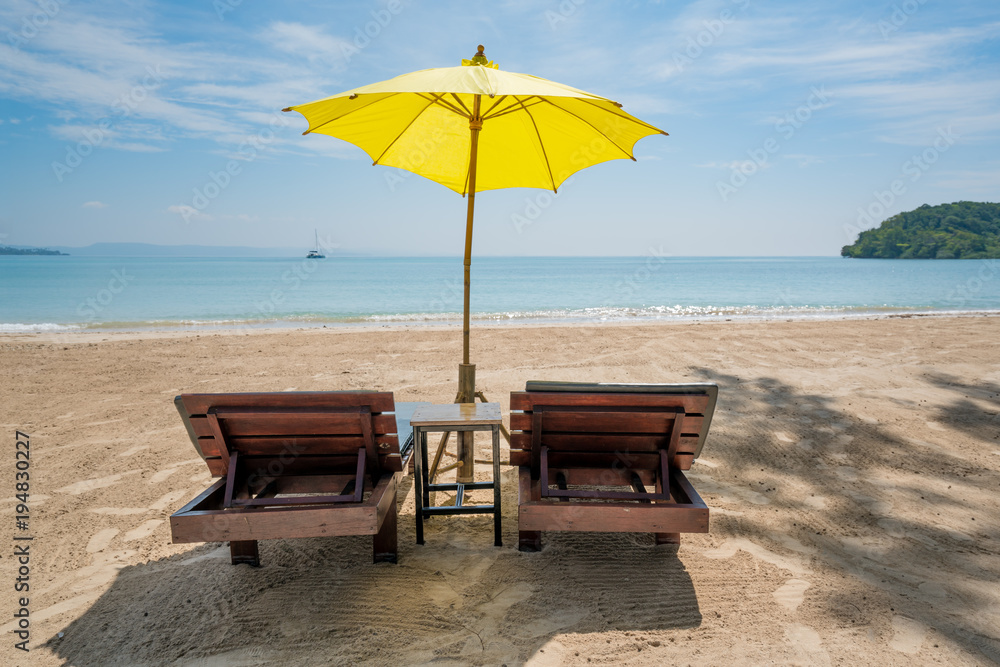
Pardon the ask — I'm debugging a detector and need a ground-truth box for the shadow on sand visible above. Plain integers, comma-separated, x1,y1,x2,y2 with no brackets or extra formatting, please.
47,368,1000,664
47,474,699,666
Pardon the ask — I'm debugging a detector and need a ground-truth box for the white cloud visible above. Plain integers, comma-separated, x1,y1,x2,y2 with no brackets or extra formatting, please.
0,8,348,156
82,201,107,209
783,154,823,167
697,160,772,171
260,22,354,69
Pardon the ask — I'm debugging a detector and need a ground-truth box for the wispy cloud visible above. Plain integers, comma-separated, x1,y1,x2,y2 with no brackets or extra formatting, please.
82,201,107,209
0,6,349,157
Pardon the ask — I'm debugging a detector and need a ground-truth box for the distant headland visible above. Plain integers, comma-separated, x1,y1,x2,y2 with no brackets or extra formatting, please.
0,246,68,256
842,201,1000,259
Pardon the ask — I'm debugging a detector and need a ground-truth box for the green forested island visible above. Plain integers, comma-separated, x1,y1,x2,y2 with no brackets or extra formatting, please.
0,246,69,256
841,201,1000,259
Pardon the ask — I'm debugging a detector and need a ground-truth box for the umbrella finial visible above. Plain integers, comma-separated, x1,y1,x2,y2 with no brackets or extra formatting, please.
463,44,498,68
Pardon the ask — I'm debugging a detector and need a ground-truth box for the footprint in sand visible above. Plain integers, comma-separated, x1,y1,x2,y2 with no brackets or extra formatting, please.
86,528,120,553
773,578,811,612
785,624,830,665
123,519,162,542
835,466,859,482
803,495,827,509
56,470,142,495
149,459,202,484
889,615,927,654
149,489,192,511
701,538,811,577
91,507,148,515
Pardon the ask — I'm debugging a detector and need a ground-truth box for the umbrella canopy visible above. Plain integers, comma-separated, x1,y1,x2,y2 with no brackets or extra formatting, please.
284,54,666,194
284,45,666,386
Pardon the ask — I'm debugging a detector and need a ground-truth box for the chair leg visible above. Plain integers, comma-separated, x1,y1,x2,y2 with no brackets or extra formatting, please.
230,540,260,566
519,530,542,552
655,532,681,546
373,498,398,564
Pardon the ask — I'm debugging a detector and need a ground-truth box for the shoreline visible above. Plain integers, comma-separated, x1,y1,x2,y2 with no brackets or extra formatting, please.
3,307,999,339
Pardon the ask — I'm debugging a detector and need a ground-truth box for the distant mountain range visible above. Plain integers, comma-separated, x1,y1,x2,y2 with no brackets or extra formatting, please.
2,243,359,258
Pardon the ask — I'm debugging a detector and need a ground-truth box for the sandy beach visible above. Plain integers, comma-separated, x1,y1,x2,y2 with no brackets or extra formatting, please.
1,316,998,666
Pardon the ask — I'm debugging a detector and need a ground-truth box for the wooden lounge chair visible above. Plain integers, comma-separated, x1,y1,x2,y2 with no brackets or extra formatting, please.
509,381,718,552
170,391,414,566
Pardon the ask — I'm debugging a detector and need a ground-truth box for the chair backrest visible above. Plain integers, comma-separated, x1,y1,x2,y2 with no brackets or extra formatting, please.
509,382,718,472
175,391,403,479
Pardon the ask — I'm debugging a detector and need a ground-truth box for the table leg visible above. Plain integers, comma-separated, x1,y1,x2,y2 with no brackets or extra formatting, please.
492,425,502,547
420,430,431,511
413,426,424,545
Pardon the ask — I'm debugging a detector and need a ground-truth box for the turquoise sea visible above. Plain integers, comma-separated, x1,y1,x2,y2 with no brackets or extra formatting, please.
1,256,998,332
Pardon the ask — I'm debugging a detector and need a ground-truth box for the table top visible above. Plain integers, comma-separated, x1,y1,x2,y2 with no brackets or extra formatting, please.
410,402,502,427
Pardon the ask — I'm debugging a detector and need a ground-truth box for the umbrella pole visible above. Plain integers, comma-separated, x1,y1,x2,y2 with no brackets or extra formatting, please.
457,94,483,484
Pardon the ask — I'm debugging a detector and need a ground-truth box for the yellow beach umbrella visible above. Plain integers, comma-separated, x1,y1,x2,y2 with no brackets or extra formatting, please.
283,46,667,472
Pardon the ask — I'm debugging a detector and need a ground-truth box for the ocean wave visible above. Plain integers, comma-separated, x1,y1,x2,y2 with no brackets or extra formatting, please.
5,306,998,333
0,322,85,332
360,304,937,323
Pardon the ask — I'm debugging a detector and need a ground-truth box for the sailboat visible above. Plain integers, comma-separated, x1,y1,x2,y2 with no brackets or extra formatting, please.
306,229,325,259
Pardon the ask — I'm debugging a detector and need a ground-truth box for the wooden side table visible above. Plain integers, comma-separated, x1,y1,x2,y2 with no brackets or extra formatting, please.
411,403,502,547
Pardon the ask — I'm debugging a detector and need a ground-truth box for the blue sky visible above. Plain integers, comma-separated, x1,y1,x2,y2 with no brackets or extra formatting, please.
1,0,998,256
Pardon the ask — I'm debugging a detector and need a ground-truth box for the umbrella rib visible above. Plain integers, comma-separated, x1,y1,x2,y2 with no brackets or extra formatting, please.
536,97,636,161
480,95,509,118
514,97,558,192
417,93,470,119
371,96,443,165
483,97,545,121
449,93,473,117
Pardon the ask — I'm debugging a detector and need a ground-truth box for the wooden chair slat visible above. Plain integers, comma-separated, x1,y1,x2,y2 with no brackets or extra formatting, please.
510,412,704,434
509,433,700,456
188,412,399,438
511,391,709,412
180,391,395,414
